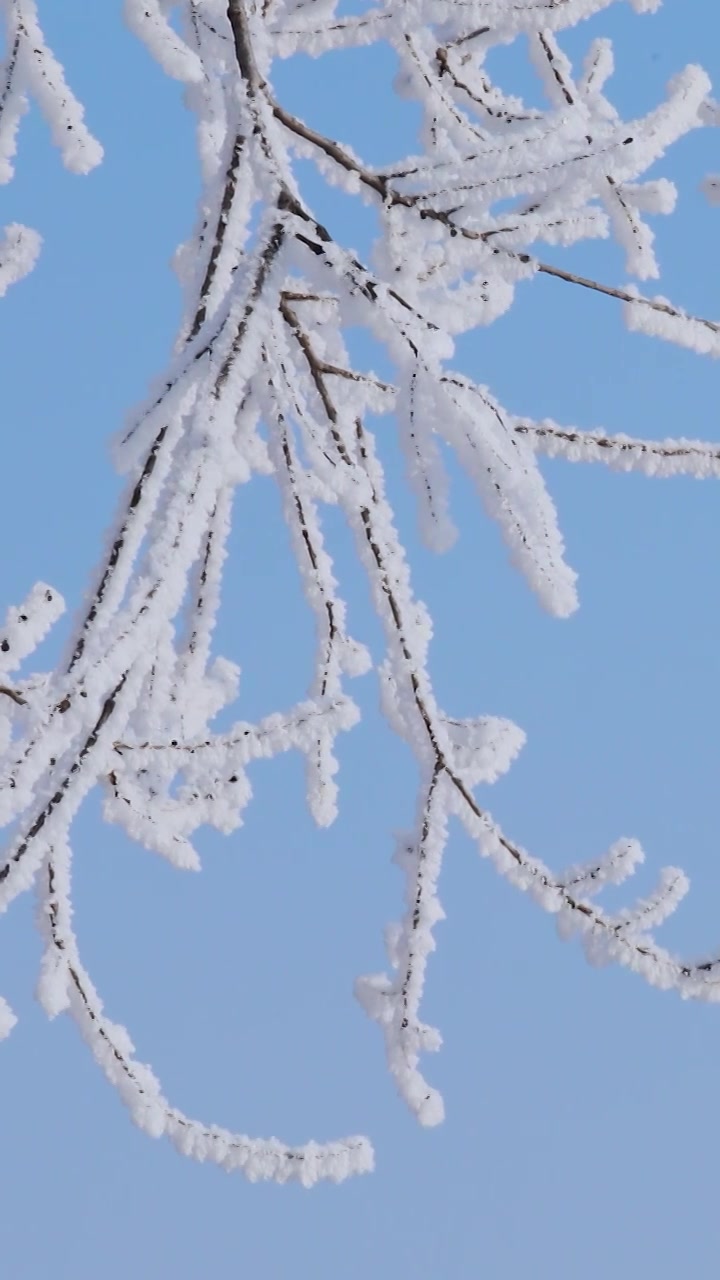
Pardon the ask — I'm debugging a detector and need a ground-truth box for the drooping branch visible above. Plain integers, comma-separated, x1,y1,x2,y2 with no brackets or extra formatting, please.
0,0,718,1183
280,294,720,1121
37,837,372,1184
356,766,447,1127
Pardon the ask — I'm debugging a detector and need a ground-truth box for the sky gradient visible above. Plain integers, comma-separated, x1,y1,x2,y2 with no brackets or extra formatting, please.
1,3,719,1276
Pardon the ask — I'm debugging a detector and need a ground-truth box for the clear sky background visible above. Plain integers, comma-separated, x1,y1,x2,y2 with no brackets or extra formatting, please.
0,2,719,1277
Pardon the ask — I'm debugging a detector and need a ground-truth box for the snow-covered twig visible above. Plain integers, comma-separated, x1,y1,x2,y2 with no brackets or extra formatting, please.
1,0,719,1180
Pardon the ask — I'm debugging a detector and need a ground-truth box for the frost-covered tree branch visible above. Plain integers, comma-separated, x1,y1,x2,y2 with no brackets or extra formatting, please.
1,0,719,1184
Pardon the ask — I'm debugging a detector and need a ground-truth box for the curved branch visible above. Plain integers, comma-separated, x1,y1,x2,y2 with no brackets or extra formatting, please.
39,839,372,1184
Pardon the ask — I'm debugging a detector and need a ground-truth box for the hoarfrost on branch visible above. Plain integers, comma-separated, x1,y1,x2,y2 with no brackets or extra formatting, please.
0,0,718,1184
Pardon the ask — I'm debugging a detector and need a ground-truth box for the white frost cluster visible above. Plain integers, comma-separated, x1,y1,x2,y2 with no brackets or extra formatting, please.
0,0,102,299
1,0,102,175
0,0,719,1183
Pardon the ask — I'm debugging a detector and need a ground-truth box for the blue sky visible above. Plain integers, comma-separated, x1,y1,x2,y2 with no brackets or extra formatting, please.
0,2,719,1276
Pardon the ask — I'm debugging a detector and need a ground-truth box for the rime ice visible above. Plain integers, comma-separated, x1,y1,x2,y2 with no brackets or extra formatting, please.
0,0,718,1185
